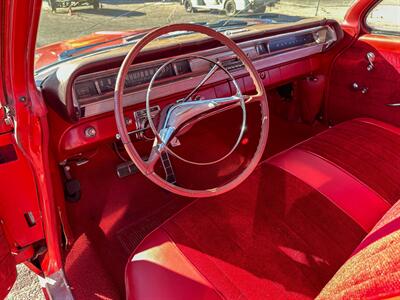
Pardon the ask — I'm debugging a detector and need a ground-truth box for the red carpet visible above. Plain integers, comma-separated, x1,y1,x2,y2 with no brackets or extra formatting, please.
64,144,190,299
64,112,325,299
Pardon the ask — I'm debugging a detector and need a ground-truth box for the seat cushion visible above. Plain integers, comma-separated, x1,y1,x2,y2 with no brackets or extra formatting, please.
126,164,365,299
318,199,400,299
126,118,400,299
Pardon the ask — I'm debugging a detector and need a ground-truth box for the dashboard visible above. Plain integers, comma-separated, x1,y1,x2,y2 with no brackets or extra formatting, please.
39,19,341,160
70,25,337,119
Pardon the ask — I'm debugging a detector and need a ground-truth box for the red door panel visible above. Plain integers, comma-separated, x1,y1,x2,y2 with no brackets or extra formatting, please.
0,131,46,298
326,34,400,126
0,133,44,247
0,224,16,299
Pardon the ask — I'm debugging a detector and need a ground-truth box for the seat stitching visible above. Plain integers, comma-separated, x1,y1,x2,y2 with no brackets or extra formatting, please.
159,227,227,299
125,197,200,274
305,122,400,199
357,118,400,137
165,219,246,300
300,149,392,210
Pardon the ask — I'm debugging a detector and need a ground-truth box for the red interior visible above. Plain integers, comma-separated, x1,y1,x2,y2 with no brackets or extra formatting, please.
46,19,400,299
1,0,400,298
326,34,400,126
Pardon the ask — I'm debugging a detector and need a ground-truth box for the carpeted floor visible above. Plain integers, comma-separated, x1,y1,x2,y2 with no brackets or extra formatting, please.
64,144,190,299
63,113,325,299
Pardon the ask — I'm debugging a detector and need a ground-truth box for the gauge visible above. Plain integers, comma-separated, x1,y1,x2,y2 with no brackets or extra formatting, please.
269,33,315,52
97,76,116,93
75,81,98,99
125,64,175,88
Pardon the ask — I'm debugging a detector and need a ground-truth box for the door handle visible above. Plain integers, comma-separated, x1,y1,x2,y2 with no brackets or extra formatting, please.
386,103,400,107
366,52,375,71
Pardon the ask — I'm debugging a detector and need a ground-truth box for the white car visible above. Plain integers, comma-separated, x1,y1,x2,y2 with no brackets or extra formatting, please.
183,0,278,16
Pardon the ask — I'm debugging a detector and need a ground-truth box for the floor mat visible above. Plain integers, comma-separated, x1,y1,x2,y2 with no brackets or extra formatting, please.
117,200,186,255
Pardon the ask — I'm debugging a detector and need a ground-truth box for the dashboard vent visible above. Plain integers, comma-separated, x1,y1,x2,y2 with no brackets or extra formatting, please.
220,58,244,72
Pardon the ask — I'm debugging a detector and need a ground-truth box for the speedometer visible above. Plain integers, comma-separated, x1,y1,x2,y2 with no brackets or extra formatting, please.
125,64,175,88
97,76,116,93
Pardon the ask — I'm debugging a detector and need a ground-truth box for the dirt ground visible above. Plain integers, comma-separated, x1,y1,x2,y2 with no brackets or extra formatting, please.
8,0,399,299
6,265,44,300
36,0,354,47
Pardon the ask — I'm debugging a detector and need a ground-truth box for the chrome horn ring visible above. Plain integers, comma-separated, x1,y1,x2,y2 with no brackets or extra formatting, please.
114,23,269,198
145,55,247,166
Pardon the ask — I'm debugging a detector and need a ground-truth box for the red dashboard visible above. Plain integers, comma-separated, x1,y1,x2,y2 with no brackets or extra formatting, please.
38,18,342,161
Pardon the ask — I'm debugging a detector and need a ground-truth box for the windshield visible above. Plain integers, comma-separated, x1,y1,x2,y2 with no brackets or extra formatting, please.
35,0,355,70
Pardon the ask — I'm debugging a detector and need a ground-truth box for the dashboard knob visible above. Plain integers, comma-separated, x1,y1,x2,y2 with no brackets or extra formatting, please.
125,116,133,126
84,126,97,138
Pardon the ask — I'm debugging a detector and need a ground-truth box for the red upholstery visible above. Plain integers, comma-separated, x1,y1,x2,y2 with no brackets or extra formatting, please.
125,118,400,299
268,148,390,231
318,199,400,299
297,118,400,206
126,164,365,299
126,228,222,300
326,35,400,127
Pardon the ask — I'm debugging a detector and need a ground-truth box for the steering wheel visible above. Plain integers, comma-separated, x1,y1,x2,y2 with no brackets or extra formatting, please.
114,23,269,198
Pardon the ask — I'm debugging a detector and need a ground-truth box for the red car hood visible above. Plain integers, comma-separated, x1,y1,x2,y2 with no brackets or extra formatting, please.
35,29,149,70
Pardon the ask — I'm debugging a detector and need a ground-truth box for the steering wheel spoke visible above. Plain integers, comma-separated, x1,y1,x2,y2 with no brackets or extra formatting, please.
146,145,177,184
145,146,161,174
180,62,220,103
243,93,264,103
164,95,243,130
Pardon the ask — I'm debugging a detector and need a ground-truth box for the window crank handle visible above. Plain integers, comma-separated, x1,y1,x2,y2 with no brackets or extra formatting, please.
352,82,368,94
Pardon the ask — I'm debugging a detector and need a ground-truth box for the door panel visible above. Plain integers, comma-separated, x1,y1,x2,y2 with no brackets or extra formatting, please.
0,224,16,299
0,133,44,247
0,131,46,298
326,34,400,126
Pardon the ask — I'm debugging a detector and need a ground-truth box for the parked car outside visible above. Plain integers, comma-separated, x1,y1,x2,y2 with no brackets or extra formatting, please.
47,0,100,12
182,0,279,16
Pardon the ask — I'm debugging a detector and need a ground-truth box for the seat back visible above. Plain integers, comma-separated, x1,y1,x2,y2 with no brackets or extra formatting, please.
317,200,400,299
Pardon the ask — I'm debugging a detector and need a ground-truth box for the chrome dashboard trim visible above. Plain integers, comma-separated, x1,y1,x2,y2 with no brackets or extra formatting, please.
73,25,337,118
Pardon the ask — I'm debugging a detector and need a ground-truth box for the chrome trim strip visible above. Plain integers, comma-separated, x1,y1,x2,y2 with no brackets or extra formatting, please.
74,25,336,118
39,269,74,300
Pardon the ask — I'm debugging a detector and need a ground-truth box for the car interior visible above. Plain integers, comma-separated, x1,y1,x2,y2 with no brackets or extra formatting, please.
5,0,399,299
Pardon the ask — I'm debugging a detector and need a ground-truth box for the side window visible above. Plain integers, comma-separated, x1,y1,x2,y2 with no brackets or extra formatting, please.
366,0,400,35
